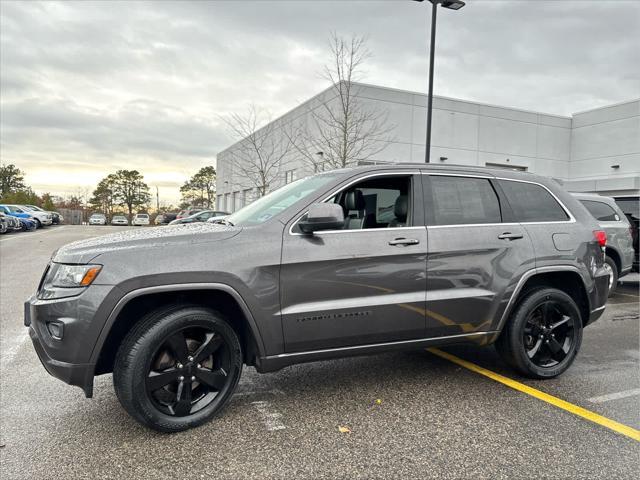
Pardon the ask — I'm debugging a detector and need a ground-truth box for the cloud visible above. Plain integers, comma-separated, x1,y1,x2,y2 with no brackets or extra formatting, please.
1,0,638,201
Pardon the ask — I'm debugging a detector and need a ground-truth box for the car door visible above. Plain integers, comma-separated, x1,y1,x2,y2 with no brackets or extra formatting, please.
423,173,535,338
280,171,428,353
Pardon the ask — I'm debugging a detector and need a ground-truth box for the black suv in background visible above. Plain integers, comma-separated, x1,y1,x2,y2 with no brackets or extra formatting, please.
25,165,610,431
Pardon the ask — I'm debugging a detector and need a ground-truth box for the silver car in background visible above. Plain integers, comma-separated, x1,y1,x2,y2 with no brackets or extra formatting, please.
573,193,634,294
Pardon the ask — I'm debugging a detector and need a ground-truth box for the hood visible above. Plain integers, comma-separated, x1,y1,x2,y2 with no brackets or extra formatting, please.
53,223,241,264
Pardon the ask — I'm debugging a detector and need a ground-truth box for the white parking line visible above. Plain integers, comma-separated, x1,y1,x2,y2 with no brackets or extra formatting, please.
251,400,286,431
588,388,640,404
0,330,29,369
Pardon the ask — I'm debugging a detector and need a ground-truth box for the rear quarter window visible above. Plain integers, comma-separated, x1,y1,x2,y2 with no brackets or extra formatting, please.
499,180,569,222
580,200,619,222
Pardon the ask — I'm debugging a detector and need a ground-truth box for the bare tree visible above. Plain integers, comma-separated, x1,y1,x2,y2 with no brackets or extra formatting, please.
286,33,395,171
221,105,293,197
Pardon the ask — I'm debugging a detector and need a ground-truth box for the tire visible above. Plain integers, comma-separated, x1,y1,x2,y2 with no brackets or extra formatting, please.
34,219,42,228
495,288,582,379
604,256,618,296
113,306,243,432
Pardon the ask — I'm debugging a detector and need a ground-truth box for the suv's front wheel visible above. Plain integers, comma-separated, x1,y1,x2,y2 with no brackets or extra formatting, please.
113,306,242,432
496,288,583,379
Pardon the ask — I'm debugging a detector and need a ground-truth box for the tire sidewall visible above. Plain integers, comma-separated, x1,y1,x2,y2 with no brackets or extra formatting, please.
115,308,242,432
509,289,583,379
604,256,618,295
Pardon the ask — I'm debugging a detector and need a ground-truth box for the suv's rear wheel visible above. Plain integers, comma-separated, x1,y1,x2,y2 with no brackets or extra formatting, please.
496,288,582,379
113,306,242,432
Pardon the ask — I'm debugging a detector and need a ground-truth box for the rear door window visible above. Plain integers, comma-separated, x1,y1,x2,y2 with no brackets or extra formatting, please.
580,200,619,222
499,180,569,222
428,176,502,226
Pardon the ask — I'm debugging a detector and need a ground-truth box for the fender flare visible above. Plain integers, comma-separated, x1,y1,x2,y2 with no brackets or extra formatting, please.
496,265,591,332
88,282,267,365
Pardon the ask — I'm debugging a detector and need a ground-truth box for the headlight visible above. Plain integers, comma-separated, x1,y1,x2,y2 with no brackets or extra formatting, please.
48,264,102,288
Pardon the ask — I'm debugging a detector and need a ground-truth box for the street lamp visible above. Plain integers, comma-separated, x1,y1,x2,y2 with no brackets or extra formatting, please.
414,0,465,163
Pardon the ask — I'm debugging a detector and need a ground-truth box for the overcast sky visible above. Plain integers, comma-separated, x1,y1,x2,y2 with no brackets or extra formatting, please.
1,0,639,204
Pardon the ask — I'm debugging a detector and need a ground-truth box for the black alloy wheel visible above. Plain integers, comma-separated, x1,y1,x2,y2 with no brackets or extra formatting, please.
495,288,583,379
114,306,242,432
146,327,232,417
522,300,576,368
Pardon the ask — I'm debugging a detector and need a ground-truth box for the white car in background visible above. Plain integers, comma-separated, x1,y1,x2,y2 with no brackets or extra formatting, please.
111,215,129,226
131,213,150,226
10,204,53,228
89,213,107,225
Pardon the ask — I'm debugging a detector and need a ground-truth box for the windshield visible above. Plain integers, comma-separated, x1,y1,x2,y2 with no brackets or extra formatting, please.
226,173,341,226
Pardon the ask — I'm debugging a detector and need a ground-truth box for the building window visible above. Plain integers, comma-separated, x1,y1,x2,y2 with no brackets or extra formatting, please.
242,188,253,207
285,169,296,184
224,193,230,211
233,192,242,212
315,162,328,173
216,195,223,210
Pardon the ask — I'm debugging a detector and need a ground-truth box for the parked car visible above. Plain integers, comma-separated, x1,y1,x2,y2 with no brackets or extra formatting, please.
11,204,53,227
169,210,230,225
0,204,38,228
572,193,634,294
613,196,639,272
176,208,203,220
131,213,150,226
5,214,22,232
111,215,129,226
25,165,610,432
24,204,64,224
18,217,38,231
155,213,178,225
0,212,8,234
88,213,107,225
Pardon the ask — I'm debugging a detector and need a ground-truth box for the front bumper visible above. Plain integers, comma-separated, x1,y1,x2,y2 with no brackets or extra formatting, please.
28,326,95,397
24,286,115,397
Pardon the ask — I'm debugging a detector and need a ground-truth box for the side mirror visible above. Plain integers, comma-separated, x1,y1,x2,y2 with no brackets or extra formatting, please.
298,203,345,234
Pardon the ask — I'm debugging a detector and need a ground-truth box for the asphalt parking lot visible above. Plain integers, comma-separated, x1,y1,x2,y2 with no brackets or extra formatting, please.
1,226,638,479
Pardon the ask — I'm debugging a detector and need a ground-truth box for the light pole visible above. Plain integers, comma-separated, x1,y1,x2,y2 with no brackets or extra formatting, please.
414,0,465,163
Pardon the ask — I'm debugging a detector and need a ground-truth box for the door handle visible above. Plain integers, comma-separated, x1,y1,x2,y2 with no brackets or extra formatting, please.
498,232,524,240
389,238,420,246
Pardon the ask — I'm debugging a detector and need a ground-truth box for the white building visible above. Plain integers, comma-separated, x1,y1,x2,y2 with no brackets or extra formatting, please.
216,83,639,212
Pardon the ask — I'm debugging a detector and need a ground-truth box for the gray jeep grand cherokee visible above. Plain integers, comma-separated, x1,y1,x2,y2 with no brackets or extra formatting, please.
25,164,610,432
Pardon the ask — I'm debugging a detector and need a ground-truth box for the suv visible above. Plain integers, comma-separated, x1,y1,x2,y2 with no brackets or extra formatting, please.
132,213,150,226
572,193,634,294
25,165,610,432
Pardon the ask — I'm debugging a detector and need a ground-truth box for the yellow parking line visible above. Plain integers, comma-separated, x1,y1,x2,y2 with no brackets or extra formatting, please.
428,348,640,442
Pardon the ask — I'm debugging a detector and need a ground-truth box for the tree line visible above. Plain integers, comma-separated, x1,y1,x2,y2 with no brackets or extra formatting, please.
1,162,217,218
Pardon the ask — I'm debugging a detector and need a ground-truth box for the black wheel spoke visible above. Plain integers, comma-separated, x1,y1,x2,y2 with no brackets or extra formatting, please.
173,380,193,416
165,331,189,364
193,333,224,363
196,368,228,390
147,369,181,391
550,315,570,331
547,337,567,361
541,302,555,323
527,338,543,359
